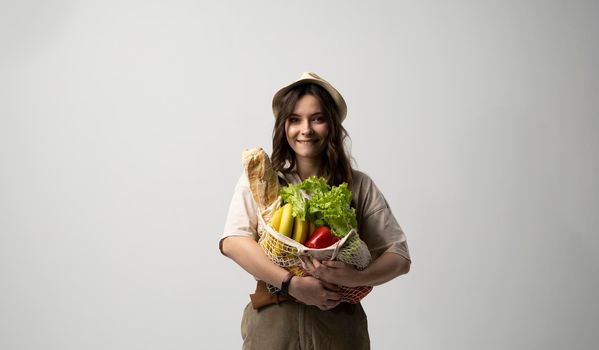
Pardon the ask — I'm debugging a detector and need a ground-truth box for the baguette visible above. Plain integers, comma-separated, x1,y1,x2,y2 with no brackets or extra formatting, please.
241,147,279,211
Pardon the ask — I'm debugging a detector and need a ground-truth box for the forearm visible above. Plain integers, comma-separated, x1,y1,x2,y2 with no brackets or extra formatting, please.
356,252,410,287
221,236,290,289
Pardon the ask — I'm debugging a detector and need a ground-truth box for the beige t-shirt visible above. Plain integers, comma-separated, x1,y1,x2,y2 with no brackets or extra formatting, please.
220,170,410,262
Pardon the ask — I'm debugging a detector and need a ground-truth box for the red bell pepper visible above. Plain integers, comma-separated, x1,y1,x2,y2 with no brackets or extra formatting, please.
304,226,339,249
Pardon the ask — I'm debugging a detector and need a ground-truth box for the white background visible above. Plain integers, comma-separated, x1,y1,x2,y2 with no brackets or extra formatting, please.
1,1,598,349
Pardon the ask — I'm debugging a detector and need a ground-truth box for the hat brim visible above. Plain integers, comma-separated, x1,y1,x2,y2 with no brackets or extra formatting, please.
272,73,347,122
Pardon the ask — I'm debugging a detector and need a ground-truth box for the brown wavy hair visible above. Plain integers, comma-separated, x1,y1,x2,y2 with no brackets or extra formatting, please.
271,83,353,186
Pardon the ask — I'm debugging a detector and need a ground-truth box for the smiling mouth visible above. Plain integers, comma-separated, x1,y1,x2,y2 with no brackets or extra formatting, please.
297,140,317,144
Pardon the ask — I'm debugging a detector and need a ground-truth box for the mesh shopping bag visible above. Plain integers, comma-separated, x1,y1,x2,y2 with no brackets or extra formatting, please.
257,198,374,304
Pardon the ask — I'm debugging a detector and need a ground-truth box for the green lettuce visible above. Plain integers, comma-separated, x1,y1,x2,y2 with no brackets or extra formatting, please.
308,182,357,237
280,176,328,221
280,176,357,237
280,183,308,220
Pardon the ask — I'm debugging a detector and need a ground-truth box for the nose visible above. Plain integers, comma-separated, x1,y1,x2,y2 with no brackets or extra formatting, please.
300,120,313,135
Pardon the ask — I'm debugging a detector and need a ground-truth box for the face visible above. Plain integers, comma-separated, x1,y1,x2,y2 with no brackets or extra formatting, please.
285,94,329,161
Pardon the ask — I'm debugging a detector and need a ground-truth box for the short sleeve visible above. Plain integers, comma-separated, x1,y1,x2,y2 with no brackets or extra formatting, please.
352,171,411,262
219,173,259,253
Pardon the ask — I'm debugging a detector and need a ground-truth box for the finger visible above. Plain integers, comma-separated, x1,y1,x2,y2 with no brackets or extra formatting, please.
327,291,342,301
322,260,344,268
310,257,323,269
320,301,334,311
299,256,309,270
321,281,343,292
305,258,321,278
326,300,341,310
301,256,315,271
299,255,307,266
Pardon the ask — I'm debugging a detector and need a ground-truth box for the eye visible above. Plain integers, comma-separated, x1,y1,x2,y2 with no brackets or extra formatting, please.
288,116,300,123
313,115,326,123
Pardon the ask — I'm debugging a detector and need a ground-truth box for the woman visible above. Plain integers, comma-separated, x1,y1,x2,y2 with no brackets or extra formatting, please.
220,72,411,349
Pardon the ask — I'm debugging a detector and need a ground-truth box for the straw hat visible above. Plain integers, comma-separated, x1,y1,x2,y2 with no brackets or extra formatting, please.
272,72,347,122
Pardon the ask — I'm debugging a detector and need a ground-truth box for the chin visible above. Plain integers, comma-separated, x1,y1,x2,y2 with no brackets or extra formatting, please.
296,150,325,159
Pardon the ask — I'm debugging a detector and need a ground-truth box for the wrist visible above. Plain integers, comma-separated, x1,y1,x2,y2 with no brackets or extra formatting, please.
279,272,294,296
287,275,301,297
353,268,367,287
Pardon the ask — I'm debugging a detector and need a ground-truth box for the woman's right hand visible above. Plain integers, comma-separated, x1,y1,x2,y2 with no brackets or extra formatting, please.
289,276,343,311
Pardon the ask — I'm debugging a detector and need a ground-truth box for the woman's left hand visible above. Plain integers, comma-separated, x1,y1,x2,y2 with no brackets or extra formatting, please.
300,256,362,288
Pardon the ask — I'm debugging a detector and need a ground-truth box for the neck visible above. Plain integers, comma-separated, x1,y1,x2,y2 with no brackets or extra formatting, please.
295,156,322,180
